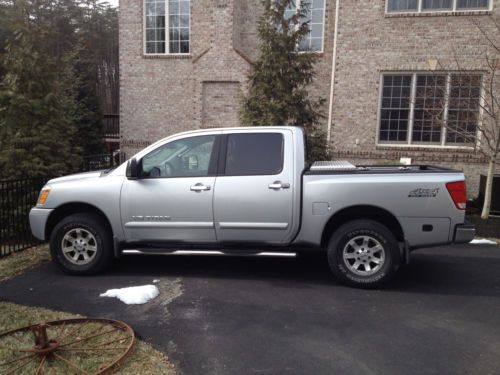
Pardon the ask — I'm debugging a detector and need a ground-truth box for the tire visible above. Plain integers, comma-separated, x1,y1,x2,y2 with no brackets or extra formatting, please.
50,213,113,275
327,220,401,289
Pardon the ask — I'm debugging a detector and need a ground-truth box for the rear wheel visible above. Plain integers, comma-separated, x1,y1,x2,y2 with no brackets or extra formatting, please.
50,213,113,275
327,220,400,288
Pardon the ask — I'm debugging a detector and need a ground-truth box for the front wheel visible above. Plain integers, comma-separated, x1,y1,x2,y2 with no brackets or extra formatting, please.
327,220,401,289
50,213,113,275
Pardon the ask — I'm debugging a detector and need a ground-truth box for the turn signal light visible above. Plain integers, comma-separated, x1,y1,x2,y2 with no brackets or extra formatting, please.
37,186,52,205
446,181,466,210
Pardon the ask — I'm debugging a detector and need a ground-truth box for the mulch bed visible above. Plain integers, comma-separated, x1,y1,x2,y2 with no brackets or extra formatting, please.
466,214,500,238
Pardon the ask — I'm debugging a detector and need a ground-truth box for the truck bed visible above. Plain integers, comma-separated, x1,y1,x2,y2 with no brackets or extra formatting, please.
305,161,459,175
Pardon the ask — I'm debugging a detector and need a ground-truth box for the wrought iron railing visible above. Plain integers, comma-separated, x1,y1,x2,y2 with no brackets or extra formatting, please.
0,177,52,257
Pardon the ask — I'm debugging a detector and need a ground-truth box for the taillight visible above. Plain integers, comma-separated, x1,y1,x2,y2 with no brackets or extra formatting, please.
446,181,466,210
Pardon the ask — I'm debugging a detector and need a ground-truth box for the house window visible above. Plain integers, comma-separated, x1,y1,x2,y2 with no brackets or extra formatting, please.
284,0,325,52
378,73,482,147
387,0,490,12
144,0,190,55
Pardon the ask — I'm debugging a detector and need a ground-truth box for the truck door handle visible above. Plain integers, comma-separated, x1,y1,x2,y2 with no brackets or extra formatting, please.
268,181,290,190
190,183,211,192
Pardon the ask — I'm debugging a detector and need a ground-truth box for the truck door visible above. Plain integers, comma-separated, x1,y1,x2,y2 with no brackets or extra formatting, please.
213,130,295,244
120,134,220,243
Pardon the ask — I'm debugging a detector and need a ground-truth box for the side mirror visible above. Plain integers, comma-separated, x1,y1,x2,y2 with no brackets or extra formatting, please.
126,158,139,180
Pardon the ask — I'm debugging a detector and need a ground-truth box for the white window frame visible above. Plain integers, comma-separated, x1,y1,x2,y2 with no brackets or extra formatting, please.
385,0,493,14
143,0,191,56
287,0,326,53
376,72,484,149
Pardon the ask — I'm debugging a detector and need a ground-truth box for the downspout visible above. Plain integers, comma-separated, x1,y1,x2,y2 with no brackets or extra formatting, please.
326,0,340,150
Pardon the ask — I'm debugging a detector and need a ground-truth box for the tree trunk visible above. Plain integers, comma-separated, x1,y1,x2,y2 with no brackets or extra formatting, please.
481,158,495,220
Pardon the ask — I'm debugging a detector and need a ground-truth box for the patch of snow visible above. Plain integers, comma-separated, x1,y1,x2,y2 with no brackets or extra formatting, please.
470,238,498,245
100,285,159,305
153,279,160,283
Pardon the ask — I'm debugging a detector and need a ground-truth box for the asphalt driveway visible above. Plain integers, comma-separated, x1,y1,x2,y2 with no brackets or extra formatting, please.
1,244,500,375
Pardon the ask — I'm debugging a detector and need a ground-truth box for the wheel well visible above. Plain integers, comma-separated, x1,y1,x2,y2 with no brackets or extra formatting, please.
320,205,405,247
45,203,113,240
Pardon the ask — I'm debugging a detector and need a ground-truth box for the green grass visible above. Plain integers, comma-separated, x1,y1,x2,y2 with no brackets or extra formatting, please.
0,246,176,374
0,245,51,282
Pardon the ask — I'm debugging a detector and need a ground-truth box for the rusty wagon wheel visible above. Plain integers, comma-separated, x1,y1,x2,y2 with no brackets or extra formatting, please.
0,318,135,374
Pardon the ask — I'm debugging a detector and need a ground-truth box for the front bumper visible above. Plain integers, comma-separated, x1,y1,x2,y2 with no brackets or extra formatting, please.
29,208,54,241
453,222,475,244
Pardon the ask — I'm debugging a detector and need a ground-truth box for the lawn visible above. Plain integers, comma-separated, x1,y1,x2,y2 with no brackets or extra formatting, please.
0,245,176,374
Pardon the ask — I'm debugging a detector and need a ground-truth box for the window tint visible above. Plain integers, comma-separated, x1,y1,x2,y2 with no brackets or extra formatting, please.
141,135,216,178
225,133,283,176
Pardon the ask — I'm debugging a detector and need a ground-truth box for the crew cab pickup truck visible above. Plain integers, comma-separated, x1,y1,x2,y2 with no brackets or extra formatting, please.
30,126,475,288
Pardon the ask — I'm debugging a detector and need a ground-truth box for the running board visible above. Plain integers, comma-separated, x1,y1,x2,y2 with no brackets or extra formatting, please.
122,249,297,258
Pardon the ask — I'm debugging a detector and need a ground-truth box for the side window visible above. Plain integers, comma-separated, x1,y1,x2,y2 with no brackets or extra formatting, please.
141,135,216,178
225,133,283,176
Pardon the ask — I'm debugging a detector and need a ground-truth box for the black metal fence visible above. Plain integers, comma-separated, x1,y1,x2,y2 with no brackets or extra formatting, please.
0,153,123,258
81,153,121,172
0,177,52,257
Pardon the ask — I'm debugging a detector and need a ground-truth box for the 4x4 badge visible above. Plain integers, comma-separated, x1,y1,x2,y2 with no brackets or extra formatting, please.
408,188,439,198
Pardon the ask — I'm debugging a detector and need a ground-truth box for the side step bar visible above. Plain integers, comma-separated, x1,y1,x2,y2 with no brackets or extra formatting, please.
122,249,297,258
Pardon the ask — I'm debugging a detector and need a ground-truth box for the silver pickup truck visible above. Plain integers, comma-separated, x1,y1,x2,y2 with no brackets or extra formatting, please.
30,126,474,288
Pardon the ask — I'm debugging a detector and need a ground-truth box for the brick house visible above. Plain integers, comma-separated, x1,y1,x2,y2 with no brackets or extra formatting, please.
119,0,499,196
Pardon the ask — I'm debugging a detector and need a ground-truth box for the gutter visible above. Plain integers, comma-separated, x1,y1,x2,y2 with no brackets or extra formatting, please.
326,0,340,150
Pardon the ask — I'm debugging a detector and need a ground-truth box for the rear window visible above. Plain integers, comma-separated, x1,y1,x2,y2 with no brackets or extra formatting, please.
225,133,284,176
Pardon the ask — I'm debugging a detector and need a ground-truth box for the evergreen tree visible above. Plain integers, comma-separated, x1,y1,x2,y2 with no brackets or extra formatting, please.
240,0,328,161
0,0,80,178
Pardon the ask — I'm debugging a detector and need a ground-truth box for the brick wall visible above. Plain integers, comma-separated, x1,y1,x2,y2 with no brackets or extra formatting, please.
329,0,500,196
120,0,499,196
119,0,252,155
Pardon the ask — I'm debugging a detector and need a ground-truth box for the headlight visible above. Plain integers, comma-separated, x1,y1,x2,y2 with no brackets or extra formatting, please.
37,185,52,205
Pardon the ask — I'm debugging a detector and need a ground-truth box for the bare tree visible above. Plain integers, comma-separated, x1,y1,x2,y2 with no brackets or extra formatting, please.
416,16,499,219
473,17,500,219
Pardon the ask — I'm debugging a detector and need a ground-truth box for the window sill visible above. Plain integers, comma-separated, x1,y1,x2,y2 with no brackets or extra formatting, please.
143,54,192,59
376,144,476,152
385,9,492,18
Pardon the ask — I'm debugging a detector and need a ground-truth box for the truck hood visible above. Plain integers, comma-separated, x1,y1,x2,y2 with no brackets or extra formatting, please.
48,171,103,185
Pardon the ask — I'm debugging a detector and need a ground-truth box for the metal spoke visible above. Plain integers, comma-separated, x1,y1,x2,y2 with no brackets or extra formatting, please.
0,352,36,367
53,352,90,375
0,343,25,352
36,355,46,375
350,242,361,251
5,355,35,375
362,237,369,248
365,263,372,272
343,252,357,259
60,346,129,352
56,321,91,345
60,327,120,348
